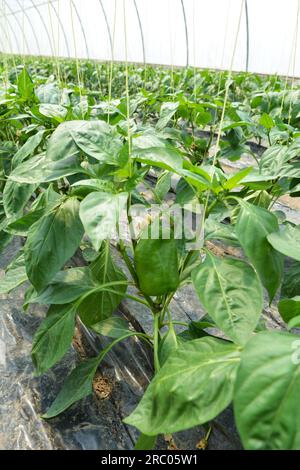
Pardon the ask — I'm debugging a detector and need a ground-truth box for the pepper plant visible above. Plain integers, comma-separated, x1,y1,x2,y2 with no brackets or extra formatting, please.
0,63,300,451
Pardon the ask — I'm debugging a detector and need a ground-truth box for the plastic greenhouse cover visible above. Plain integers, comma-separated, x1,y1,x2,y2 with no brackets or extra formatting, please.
0,0,300,77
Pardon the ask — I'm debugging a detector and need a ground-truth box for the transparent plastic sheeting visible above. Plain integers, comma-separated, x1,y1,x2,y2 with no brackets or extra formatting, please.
0,1,299,77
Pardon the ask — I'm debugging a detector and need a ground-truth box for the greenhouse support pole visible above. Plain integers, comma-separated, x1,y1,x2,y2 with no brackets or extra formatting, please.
98,0,113,60
133,0,146,65
245,0,249,72
16,0,41,55
181,0,189,67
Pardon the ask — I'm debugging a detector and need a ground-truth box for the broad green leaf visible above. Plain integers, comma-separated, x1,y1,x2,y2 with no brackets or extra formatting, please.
133,132,182,172
24,198,84,291
192,252,263,345
158,322,178,366
32,304,77,375
134,434,157,451
72,121,122,163
259,141,300,176
156,102,179,131
3,180,37,218
44,331,141,418
71,179,115,194
155,172,171,200
278,297,300,325
46,121,80,161
31,267,96,304
78,244,127,326
282,261,300,298
12,130,45,168
205,218,240,246
36,83,61,104
18,67,34,100
124,337,240,435
39,104,67,121
7,187,61,236
133,147,182,172
134,237,179,297
259,113,275,130
267,225,300,262
196,110,212,127
235,200,284,301
79,192,128,251
223,167,252,190
9,153,82,184
47,120,121,164
234,331,300,450
0,253,27,295
43,356,100,418
91,316,131,338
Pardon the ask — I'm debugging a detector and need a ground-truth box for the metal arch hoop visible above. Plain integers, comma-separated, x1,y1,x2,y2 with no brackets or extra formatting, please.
133,0,146,65
50,1,71,57
70,0,90,59
1,4,22,55
245,0,249,71
3,0,30,54
29,0,55,57
15,0,42,55
98,0,113,59
180,0,189,68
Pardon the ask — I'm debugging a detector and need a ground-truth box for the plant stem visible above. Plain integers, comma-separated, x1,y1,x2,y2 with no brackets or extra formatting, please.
153,312,161,373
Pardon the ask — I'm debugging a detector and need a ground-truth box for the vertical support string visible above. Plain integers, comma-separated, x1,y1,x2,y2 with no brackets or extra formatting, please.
203,0,245,220
123,0,132,160
108,0,117,124
288,0,300,124
69,0,82,98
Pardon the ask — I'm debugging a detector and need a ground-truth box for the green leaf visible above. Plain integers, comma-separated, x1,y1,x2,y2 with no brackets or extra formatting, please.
158,322,178,366
156,102,179,131
39,104,67,121
47,120,121,163
259,113,275,130
223,167,252,191
235,200,284,301
32,304,77,375
0,253,28,295
133,132,182,172
18,67,34,100
78,243,127,326
124,337,240,435
282,261,300,298
44,332,141,418
12,130,45,168
3,180,37,218
7,186,61,236
192,252,263,345
234,331,300,450
91,317,131,338
267,225,300,262
43,356,100,418
31,267,96,305
278,297,300,325
24,198,84,291
155,172,171,200
71,179,116,194
134,434,157,451
79,192,128,251
9,153,82,184
134,237,179,297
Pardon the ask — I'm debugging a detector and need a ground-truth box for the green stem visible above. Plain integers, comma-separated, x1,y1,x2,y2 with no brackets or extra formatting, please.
153,313,161,373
